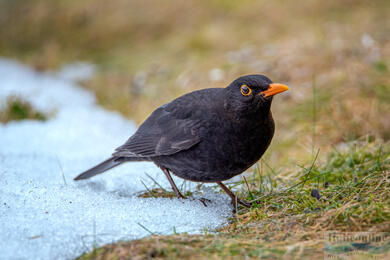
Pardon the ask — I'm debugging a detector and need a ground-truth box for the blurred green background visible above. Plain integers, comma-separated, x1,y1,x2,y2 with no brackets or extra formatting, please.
1,0,389,166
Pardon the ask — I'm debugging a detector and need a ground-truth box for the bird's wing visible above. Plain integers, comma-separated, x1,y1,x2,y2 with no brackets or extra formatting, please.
112,105,202,157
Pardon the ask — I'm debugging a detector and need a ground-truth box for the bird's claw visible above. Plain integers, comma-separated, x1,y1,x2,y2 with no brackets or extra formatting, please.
232,198,252,208
176,194,186,199
198,197,212,207
238,199,252,208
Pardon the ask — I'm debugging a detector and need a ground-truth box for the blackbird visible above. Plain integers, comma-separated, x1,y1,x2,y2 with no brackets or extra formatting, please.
74,75,289,207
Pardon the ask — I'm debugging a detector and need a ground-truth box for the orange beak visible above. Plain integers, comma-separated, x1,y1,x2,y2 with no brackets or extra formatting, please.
260,83,289,98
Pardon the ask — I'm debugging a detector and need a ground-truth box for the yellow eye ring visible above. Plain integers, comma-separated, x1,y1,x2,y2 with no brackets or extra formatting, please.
240,85,252,96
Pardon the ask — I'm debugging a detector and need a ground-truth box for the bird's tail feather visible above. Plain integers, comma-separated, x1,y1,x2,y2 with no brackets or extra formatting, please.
74,157,123,180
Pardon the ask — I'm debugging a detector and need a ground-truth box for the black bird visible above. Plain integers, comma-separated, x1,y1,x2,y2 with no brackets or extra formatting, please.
74,75,289,207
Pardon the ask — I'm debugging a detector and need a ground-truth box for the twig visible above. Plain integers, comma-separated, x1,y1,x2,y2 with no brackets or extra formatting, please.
144,172,165,190
140,180,156,198
137,222,155,235
55,155,67,186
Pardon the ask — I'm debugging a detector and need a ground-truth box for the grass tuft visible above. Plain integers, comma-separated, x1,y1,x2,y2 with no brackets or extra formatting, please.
0,96,48,123
78,139,389,259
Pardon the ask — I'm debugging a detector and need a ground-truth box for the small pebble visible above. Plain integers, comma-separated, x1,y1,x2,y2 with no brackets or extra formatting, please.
311,189,321,201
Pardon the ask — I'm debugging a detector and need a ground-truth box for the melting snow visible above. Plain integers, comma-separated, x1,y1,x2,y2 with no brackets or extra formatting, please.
0,59,232,260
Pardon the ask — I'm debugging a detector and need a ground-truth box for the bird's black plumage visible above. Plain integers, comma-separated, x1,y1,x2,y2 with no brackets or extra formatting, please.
74,74,289,207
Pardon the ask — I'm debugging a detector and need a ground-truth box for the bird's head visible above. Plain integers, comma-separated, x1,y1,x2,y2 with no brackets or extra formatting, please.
225,74,289,115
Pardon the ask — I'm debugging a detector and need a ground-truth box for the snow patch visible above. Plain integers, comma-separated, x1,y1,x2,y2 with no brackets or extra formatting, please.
0,59,232,260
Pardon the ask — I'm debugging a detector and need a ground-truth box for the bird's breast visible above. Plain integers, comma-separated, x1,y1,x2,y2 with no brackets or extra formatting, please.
152,111,275,182
200,112,275,177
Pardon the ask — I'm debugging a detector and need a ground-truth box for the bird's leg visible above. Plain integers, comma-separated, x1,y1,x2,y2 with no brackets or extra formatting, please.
198,197,211,207
161,167,186,199
217,182,252,208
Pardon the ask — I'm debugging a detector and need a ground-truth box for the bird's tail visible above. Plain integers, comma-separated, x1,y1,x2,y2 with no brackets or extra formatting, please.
74,157,124,180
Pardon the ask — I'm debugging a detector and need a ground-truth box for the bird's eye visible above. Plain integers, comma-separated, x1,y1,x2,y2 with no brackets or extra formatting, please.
240,85,252,96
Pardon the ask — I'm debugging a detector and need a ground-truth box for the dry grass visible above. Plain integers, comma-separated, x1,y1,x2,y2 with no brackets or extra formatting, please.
77,234,323,260
136,188,193,199
78,139,389,259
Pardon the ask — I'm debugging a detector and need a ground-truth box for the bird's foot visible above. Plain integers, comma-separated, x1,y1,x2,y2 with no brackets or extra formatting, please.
238,199,252,208
232,198,252,208
198,197,212,207
217,182,252,209
176,193,187,199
